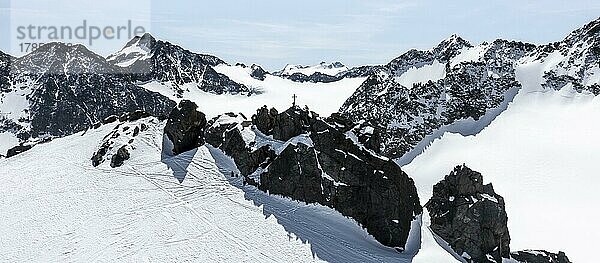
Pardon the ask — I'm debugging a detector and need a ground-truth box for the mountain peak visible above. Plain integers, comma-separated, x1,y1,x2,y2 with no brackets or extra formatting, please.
34,42,93,54
582,16,600,35
437,34,472,50
107,34,157,67
564,16,600,44
433,34,473,61
128,33,157,50
122,33,156,47
13,42,113,74
0,50,12,62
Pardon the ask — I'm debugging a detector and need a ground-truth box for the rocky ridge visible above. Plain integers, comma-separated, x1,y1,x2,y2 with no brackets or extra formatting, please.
0,33,256,156
339,19,600,160
107,33,250,95
205,105,422,249
340,36,535,158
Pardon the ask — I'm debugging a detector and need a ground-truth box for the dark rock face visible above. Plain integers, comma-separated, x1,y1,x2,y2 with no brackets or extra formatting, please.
164,100,207,155
251,106,278,135
250,64,268,81
272,62,381,83
273,65,385,83
28,73,174,138
6,144,33,158
205,113,276,177
259,142,324,204
511,250,572,263
110,146,130,168
0,42,176,151
0,51,13,91
91,141,109,167
280,117,420,248
270,108,314,141
426,165,510,263
285,72,342,83
336,65,386,79
325,113,382,154
253,106,315,141
206,106,422,249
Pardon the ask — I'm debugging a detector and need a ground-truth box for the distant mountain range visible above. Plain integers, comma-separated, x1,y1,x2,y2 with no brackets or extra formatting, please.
0,14,599,263
1,18,599,161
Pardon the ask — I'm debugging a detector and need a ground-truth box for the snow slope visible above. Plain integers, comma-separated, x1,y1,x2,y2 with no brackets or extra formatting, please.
142,64,365,118
404,57,600,263
277,62,349,77
0,119,421,262
0,131,18,155
395,60,446,88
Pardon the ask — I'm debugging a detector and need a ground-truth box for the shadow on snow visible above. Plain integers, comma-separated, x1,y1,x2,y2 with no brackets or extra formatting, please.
161,134,197,183
206,145,418,263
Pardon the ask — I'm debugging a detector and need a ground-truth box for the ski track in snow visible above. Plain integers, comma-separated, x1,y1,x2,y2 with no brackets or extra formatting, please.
2,36,600,262
0,123,416,262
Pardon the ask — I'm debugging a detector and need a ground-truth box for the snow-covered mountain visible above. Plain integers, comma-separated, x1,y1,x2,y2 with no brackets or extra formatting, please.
275,62,349,77
108,33,249,96
1,17,599,263
0,34,266,155
404,54,600,262
533,18,600,95
271,61,382,83
339,19,600,163
0,43,176,157
12,42,117,75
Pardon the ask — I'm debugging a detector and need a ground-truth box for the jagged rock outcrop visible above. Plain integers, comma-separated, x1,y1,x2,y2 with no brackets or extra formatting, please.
206,106,422,249
336,65,386,79
325,113,382,154
3,136,52,158
6,144,33,158
110,146,130,168
251,106,278,135
426,165,510,263
537,18,600,95
273,62,384,83
250,64,268,81
273,62,378,83
270,107,314,141
91,115,154,167
511,250,572,263
205,113,276,176
340,36,536,159
163,100,207,155
107,33,249,95
0,42,176,152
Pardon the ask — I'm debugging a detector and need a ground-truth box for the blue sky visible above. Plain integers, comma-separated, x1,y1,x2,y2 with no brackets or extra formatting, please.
1,0,600,70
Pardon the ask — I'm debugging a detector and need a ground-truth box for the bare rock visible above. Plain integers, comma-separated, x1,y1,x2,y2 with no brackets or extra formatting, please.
164,100,207,155
426,165,510,263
